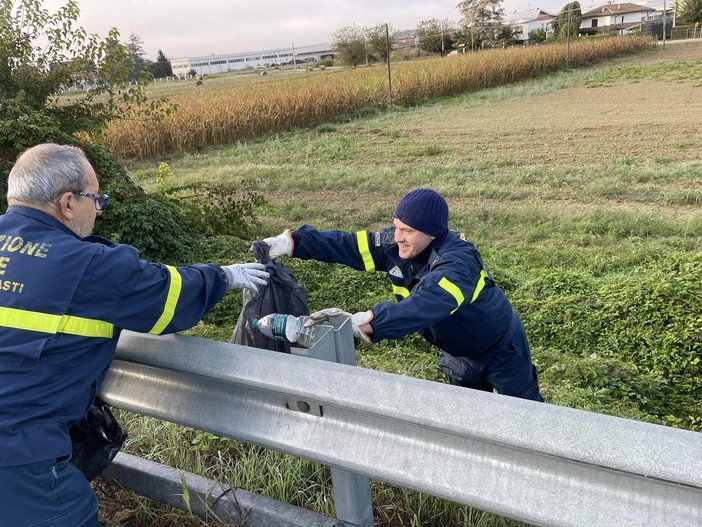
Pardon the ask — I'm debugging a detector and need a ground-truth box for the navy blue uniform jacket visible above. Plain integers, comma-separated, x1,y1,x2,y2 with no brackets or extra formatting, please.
292,225,517,357
0,206,229,466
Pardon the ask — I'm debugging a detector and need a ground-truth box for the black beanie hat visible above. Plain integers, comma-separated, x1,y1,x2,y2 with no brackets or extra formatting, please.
393,188,449,238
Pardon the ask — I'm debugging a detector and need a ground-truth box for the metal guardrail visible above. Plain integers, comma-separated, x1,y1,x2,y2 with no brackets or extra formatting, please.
103,452,351,527
100,321,702,527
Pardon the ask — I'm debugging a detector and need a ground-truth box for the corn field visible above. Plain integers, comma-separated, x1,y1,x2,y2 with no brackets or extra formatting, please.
101,36,655,160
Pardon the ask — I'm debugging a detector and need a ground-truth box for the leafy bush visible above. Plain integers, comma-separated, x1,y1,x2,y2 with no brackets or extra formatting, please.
511,254,702,425
99,191,192,263
596,257,702,393
164,183,265,237
132,161,267,249
529,29,547,44
0,0,189,262
514,269,605,354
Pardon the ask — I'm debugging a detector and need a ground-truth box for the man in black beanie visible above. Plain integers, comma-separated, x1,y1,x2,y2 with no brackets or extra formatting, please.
261,188,543,402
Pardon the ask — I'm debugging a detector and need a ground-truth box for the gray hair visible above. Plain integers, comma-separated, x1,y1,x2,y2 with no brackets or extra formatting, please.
7,143,91,205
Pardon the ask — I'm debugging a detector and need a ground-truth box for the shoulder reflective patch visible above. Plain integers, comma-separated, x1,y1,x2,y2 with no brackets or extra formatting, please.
460,232,467,241
381,231,396,245
0,306,113,338
471,269,489,303
389,266,403,278
392,285,410,298
438,277,465,315
356,231,375,272
149,265,183,335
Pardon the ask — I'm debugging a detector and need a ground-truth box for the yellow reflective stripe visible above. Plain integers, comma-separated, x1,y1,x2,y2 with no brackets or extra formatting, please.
148,265,183,335
471,269,489,304
58,316,114,338
0,306,113,338
392,285,410,298
356,231,375,272
438,277,465,315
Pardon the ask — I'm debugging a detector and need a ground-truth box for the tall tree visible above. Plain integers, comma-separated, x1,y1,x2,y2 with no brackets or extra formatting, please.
147,49,173,79
552,2,582,41
678,0,702,25
0,0,182,260
331,25,367,66
0,0,154,142
124,32,146,81
457,0,505,49
364,23,395,63
416,18,457,54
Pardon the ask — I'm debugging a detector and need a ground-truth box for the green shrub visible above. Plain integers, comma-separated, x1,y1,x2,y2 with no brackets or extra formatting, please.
596,256,702,391
510,255,702,425
164,183,265,238
0,1,190,263
514,269,605,355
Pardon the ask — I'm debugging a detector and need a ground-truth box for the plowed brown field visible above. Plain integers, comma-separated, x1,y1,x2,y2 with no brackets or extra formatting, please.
411,39,702,167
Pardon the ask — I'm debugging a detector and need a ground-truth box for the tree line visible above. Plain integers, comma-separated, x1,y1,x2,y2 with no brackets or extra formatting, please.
331,0,586,66
332,0,702,66
122,33,173,81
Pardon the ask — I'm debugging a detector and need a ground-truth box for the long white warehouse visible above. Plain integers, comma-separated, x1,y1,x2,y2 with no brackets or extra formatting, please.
171,42,334,77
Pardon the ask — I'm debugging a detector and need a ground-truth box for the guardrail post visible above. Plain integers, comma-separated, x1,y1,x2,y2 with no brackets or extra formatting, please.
291,315,375,527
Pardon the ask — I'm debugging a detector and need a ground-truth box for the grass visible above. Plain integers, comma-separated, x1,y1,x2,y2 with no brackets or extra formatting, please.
102,45,702,526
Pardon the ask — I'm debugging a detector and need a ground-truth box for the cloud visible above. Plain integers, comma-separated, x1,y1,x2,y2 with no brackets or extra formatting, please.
42,0,568,59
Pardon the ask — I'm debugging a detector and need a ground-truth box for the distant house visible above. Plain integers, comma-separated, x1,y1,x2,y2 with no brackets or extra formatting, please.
505,8,556,44
394,34,418,50
579,2,657,35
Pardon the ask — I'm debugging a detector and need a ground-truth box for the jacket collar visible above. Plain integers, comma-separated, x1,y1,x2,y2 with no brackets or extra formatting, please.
5,205,80,239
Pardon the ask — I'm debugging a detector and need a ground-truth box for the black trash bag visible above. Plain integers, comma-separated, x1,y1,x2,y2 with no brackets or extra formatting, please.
69,397,127,482
231,240,309,353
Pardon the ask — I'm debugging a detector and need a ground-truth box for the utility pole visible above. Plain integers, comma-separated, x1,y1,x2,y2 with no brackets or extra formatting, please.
662,0,667,48
440,19,445,56
672,0,677,27
386,23,392,106
566,6,571,66
292,42,297,69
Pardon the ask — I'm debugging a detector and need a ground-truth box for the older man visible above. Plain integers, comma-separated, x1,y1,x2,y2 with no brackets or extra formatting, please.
0,143,268,526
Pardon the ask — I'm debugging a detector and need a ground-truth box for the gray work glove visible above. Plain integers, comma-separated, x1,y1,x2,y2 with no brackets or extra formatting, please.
221,262,269,292
305,307,374,343
258,229,294,259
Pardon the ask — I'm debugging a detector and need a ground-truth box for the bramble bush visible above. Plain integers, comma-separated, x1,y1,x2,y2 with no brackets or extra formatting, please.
511,254,702,428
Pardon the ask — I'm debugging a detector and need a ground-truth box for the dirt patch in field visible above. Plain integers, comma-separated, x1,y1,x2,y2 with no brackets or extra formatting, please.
310,43,702,221
404,40,702,167
612,38,702,63
442,80,701,166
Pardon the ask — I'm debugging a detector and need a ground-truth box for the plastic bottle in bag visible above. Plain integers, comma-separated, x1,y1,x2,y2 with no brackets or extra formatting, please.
252,313,316,348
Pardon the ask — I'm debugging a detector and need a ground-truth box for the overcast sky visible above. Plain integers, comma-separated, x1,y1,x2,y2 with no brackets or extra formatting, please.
42,0,589,60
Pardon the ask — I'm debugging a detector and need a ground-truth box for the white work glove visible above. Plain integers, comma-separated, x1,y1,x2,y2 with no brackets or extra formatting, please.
221,262,269,292
305,308,374,343
259,229,294,259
